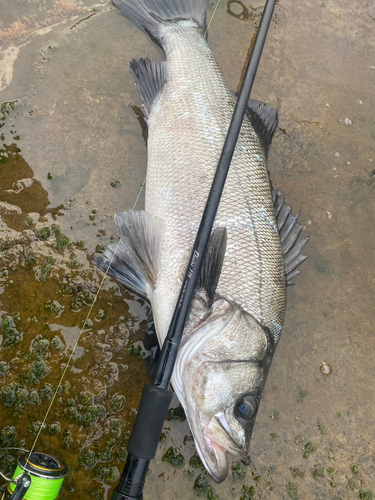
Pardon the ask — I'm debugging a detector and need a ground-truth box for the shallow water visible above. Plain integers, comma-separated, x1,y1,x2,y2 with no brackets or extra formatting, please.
0,0,374,499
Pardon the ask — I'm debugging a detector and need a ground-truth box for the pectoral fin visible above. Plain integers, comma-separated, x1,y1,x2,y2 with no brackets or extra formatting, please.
93,210,164,300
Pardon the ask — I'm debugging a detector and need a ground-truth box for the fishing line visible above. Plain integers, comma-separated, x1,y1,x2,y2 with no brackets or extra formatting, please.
26,0,222,471
203,0,222,40
28,179,147,459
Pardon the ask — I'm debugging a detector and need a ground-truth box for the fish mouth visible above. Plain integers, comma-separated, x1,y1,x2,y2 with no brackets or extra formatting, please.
198,433,229,483
194,412,251,483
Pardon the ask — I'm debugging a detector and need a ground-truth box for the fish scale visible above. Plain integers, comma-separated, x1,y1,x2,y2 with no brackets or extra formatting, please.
146,25,286,343
94,0,308,482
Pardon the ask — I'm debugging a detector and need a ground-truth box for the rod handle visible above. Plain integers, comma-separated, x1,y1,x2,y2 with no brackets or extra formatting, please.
112,385,173,500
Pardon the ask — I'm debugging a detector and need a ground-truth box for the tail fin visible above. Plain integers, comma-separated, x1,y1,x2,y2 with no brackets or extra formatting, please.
113,0,207,45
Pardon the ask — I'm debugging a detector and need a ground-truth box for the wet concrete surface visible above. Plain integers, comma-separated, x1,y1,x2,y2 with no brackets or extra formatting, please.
0,0,375,499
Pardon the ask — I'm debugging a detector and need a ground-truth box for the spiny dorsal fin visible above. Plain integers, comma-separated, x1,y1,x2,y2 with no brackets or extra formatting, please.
232,93,278,158
197,227,227,306
129,58,169,112
246,99,278,158
92,210,164,300
272,190,309,286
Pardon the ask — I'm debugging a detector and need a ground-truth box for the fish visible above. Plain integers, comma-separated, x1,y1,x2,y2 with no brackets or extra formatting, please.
94,0,308,483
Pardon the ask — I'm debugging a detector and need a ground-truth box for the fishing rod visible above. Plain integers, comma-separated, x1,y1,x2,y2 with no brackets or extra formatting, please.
112,0,277,499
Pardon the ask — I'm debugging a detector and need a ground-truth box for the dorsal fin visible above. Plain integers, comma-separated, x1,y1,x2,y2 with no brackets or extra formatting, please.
272,190,309,285
197,227,227,306
129,58,169,112
92,210,164,300
246,98,278,158
233,92,278,157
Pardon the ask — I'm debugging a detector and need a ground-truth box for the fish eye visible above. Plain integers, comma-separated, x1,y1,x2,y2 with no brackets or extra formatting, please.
235,396,258,420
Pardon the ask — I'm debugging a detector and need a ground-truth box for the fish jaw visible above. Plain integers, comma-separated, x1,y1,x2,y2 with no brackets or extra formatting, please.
193,411,252,483
196,429,229,484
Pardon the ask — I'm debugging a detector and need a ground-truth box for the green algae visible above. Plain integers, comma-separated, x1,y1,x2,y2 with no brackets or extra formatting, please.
27,359,51,384
38,227,51,240
296,390,308,403
193,474,217,499
24,256,38,268
189,453,203,468
0,217,157,496
303,442,316,458
128,343,142,356
28,421,46,435
117,448,128,461
40,384,54,401
111,394,125,412
232,462,247,479
0,361,9,377
291,468,304,478
97,447,112,463
163,447,185,467
38,256,55,281
0,454,16,476
110,179,120,188
94,465,119,483
240,485,256,500
168,405,186,421
0,426,16,446
285,482,299,499
81,450,97,469
312,467,324,479
351,465,360,475
51,336,65,350
48,422,61,435
2,316,23,346
31,335,50,359
359,491,373,500
89,487,104,500
348,479,356,489
54,234,71,252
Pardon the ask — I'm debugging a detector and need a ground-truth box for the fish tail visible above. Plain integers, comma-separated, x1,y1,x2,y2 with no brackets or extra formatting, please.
112,0,207,46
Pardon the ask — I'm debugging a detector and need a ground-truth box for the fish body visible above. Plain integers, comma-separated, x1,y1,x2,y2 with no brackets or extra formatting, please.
95,0,308,483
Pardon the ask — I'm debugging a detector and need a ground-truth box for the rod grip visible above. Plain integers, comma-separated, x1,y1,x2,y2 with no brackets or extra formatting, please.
111,385,173,500
128,384,173,459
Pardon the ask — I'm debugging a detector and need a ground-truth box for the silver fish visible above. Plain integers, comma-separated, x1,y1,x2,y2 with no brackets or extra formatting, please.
94,0,308,483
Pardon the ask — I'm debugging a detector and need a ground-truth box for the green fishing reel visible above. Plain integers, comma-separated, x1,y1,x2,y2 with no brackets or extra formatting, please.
1,451,68,500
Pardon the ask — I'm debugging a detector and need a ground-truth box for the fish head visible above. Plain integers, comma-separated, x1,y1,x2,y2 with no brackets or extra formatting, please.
175,303,269,483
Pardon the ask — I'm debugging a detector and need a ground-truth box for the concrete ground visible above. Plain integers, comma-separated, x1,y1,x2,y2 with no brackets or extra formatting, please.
0,0,374,499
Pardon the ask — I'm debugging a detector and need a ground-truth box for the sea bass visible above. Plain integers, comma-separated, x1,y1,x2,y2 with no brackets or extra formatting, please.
94,0,308,483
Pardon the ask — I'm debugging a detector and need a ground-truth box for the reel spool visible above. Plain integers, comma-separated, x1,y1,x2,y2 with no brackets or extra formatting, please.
3,451,68,500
